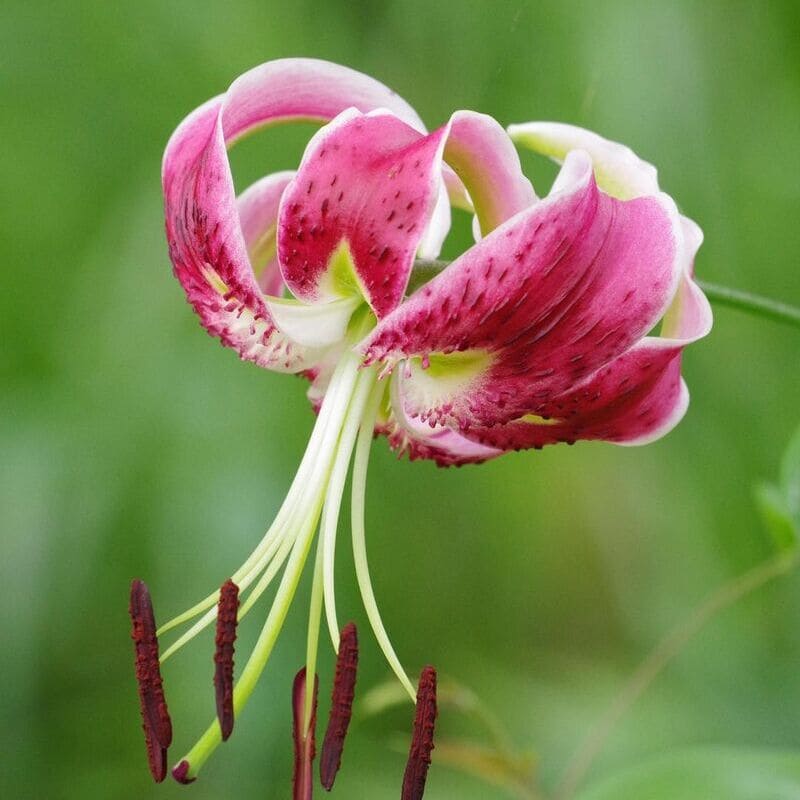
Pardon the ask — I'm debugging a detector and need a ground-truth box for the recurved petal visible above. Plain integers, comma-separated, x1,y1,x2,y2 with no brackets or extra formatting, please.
163,59,428,370
220,58,426,142
462,341,689,450
661,216,713,340
362,151,684,429
163,98,309,371
416,178,452,260
444,111,536,236
508,120,659,200
277,110,449,318
237,172,294,296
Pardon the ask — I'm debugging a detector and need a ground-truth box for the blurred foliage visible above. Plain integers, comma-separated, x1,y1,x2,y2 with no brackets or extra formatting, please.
757,423,800,553
2,1,800,798
575,748,800,800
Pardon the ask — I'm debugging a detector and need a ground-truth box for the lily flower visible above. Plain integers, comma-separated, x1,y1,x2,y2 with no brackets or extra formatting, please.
138,57,711,793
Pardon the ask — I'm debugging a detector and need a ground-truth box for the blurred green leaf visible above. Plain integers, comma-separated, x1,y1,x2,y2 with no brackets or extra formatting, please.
576,747,800,800
360,676,515,752
755,482,798,553
755,423,800,553
780,424,800,524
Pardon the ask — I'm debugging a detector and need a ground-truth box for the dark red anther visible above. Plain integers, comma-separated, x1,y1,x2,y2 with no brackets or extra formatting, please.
171,759,196,784
142,724,167,784
129,579,172,782
214,578,240,741
320,623,359,790
401,666,438,800
292,667,319,800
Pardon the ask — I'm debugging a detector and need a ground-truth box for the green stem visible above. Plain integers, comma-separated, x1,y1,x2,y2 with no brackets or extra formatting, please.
696,281,800,329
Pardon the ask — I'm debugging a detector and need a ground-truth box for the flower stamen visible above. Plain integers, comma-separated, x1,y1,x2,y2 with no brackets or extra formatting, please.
214,579,240,741
320,622,359,790
402,666,438,800
129,579,172,782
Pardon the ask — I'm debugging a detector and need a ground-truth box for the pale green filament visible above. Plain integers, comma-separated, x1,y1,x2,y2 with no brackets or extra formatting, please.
157,352,360,656
321,367,379,652
237,523,298,619
180,493,325,776
352,381,417,702
171,322,416,779
160,524,291,663
176,355,365,777
303,538,325,735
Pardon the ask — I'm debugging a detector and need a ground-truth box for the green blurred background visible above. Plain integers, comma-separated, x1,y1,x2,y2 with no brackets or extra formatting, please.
2,1,800,798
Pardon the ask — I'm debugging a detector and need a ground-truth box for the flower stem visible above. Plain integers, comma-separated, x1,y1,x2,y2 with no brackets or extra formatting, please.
696,281,800,329
554,550,798,800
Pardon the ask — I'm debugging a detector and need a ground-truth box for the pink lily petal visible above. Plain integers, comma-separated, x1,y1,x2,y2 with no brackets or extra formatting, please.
361,151,683,429
508,122,712,350
416,178,452,260
277,110,449,318
662,216,712,339
508,120,712,347
461,344,689,450
163,58,430,369
391,220,709,455
437,128,711,452
237,171,295,297
445,111,536,236
507,120,659,200
442,163,473,213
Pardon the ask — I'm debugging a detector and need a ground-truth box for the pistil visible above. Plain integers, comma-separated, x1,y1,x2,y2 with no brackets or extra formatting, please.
292,668,319,800
169,351,373,779
142,314,426,787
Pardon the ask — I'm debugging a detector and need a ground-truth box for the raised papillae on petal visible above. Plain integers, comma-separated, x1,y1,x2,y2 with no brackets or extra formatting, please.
129,579,172,782
278,110,448,318
362,150,684,430
384,373,503,467
162,59,428,370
